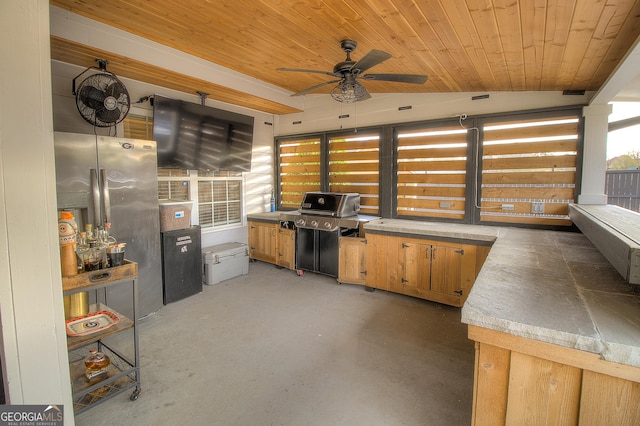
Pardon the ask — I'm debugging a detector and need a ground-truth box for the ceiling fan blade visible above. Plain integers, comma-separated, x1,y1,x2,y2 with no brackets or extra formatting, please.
277,67,336,77
292,79,341,96
350,50,392,73
363,73,428,84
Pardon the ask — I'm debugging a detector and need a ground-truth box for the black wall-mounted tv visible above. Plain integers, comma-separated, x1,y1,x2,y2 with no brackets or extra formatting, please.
152,94,254,171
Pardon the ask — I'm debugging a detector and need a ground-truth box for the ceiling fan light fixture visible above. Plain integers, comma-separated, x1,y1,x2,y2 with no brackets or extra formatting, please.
331,80,368,103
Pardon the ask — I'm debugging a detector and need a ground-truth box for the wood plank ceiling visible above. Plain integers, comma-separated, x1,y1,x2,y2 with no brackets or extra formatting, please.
50,0,640,114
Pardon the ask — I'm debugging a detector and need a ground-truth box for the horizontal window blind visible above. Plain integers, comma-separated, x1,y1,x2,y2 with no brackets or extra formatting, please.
329,133,380,215
123,114,152,140
279,138,321,209
198,179,241,227
480,116,579,226
157,169,190,200
397,126,468,220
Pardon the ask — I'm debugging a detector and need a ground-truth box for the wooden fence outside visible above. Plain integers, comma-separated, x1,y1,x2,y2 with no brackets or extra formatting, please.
606,170,640,212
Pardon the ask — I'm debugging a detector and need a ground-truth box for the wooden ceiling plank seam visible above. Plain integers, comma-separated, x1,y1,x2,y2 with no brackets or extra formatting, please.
569,2,627,89
153,0,311,80
519,0,548,91
374,0,465,91
572,0,640,90
554,0,607,89
402,0,487,91
466,0,514,91
339,0,455,91
540,0,576,89
493,0,527,91
249,0,352,70
439,0,499,90
590,0,640,89
50,36,300,114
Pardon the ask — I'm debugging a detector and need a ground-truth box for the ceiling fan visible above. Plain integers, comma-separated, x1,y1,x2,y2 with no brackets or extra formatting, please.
277,39,428,103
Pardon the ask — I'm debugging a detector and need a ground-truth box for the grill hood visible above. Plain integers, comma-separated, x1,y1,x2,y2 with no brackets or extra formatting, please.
298,192,360,217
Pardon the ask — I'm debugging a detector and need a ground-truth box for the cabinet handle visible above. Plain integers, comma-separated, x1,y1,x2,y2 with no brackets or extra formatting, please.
454,290,463,296
454,249,464,255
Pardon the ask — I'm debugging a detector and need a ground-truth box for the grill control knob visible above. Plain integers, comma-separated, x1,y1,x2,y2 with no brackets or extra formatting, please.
295,218,306,227
310,220,319,228
324,221,333,229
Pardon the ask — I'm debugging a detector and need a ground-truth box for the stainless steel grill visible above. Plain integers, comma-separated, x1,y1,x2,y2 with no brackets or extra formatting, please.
280,192,363,277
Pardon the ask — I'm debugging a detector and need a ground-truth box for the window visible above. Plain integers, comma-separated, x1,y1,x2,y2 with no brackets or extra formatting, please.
197,172,242,227
329,132,380,215
396,125,468,220
479,114,580,226
157,169,243,230
278,137,321,209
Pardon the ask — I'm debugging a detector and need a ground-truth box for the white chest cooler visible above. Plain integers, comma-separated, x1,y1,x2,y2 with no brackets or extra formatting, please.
202,242,249,285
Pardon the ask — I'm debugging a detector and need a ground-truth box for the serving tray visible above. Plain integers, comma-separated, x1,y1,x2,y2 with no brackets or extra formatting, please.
66,310,120,337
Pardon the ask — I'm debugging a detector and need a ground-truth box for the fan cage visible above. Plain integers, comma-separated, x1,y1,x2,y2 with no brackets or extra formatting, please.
331,80,369,103
75,73,130,127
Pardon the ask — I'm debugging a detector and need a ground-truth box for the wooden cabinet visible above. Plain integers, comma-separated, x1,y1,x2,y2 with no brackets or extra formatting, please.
248,221,278,264
338,237,367,285
277,227,295,270
469,325,640,426
365,232,490,307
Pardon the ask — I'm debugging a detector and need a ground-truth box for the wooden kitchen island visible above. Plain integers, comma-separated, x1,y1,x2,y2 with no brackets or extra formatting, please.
461,224,640,425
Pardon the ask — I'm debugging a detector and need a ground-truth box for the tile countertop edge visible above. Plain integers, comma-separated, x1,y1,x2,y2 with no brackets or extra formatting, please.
460,309,605,355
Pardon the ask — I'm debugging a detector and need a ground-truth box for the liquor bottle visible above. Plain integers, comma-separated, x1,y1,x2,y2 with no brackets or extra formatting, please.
58,211,78,277
84,348,110,380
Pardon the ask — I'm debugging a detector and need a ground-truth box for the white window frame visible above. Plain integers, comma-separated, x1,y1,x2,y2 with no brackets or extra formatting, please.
158,170,246,233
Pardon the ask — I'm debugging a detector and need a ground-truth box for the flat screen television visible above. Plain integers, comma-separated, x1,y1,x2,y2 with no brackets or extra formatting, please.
152,94,254,171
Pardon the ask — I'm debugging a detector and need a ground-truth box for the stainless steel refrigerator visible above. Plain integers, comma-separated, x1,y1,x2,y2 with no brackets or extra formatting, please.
54,131,163,318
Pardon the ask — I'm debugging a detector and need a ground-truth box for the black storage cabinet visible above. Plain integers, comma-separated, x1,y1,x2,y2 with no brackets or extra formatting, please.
161,225,202,304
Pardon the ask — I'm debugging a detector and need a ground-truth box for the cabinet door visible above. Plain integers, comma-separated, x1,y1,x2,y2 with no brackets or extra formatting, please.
248,221,278,264
400,241,432,297
277,228,295,270
430,243,464,304
338,237,367,285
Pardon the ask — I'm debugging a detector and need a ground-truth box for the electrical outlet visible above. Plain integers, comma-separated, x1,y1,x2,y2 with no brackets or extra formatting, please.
501,204,514,211
532,202,545,214
440,201,451,208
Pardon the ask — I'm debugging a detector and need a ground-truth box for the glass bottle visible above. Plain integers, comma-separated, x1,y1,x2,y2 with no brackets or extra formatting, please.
75,231,88,272
84,348,110,380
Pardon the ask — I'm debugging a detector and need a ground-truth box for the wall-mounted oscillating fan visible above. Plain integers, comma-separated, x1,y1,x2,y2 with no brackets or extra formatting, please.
72,59,130,127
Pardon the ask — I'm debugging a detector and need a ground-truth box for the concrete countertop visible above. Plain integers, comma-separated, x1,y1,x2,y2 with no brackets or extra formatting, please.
362,218,640,368
246,211,288,223
365,218,498,243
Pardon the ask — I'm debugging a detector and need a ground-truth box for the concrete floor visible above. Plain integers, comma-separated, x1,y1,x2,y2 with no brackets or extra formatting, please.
75,261,475,426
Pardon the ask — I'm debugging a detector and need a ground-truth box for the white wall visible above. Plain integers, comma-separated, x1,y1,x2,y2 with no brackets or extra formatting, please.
274,90,594,136
0,1,73,422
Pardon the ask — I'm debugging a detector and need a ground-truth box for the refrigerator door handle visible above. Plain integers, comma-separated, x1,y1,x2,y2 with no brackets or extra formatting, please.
90,168,101,226
100,168,111,224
